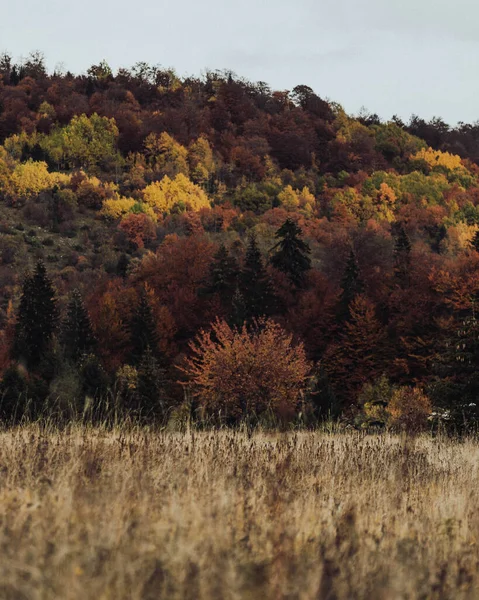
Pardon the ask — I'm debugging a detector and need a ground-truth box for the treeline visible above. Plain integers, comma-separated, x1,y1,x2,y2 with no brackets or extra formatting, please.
0,52,478,430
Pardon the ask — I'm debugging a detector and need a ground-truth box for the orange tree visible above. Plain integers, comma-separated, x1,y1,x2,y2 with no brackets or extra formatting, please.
181,318,311,424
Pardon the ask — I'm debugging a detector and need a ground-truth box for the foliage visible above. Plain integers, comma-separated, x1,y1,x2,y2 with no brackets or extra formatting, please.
387,386,432,432
142,174,211,215
61,289,97,363
1,57,479,428
118,213,156,249
270,218,311,287
12,261,58,369
42,113,120,170
182,318,311,424
240,235,276,322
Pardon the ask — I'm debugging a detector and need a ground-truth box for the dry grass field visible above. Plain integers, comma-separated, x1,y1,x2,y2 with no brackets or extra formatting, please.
0,427,478,599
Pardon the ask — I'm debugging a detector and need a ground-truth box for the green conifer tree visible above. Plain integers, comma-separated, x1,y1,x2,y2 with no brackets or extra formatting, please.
229,287,247,328
431,308,479,428
240,235,275,321
12,261,58,368
137,346,167,420
393,224,412,287
337,249,363,321
203,243,239,308
471,230,479,253
270,218,311,287
61,289,96,362
129,289,160,365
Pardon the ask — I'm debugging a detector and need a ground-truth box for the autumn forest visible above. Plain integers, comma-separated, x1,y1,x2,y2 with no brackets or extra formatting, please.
0,51,478,431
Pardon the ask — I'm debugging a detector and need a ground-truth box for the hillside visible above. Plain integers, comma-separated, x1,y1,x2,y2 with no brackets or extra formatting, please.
0,52,478,427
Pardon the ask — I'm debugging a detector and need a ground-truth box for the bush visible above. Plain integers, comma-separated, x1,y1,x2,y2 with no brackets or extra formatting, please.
387,386,432,432
182,318,311,425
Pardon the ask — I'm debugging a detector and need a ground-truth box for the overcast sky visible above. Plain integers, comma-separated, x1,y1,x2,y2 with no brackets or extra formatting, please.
2,0,478,124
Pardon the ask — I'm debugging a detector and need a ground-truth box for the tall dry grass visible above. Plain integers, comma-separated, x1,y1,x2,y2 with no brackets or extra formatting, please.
0,426,478,599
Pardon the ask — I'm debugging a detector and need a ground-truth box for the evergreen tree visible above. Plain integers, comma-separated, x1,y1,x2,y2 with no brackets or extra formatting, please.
129,288,160,365
116,253,130,278
327,295,387,407
137,346,167,419
203,243,239,307
307,366,340,422
393,224,412,286
337,249,363,321
79,354,109,401
229,287,247,328
270,218,311,287
430,309,479,428
240,235,275,321
61,289,96,362
471,230,479,253
12,261,58,368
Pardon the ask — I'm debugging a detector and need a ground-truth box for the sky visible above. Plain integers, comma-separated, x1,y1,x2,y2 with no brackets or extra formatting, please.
2,0,479,125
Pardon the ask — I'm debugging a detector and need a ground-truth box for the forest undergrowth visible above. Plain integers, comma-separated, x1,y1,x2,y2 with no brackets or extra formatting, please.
0,425,478,599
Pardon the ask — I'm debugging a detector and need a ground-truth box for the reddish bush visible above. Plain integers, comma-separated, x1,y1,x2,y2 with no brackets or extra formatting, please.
182,318,311,423
118,213,156,249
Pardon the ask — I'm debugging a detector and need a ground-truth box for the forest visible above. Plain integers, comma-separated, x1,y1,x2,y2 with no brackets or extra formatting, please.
0,51,478,430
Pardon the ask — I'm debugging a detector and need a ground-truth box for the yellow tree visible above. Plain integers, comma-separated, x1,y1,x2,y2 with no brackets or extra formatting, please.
278,185,300,210
144,132,189,178
188,136,215,185
142,174,211,215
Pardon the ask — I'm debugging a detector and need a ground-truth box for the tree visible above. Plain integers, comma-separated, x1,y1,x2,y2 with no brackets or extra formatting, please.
144,132,189,178
337,249,364,321
129,288,160,366
270,218,311,288
203,243,239,309
230,287,247,328
87,60,113,81
393,224,412,287
430,309,479,428
42,113,120,171
61,289,96,363
240,235,275,321
12,261,58,369
142,174,211,215
137,346,168,419
307,366,340,422
182,318,311,424
471,230,479,253
325,295,387,407
188,136,215,186
118,213,156,249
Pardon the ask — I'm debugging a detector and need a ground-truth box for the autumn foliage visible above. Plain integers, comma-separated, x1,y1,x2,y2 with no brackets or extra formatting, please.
182,319,311,423
1,52,479,429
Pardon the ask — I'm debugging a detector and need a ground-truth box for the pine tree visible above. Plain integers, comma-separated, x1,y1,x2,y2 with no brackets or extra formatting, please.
471,230,479,253
230,287,247,328
116,253,130,278
326,295,387,407
337,249,363,321
12,261,58,368
308,366,340,422
431,308,479,428
61,289,96,362
129,288,160,365
240,235,275,321
270,218,311,287
137,346,167,419
393,224,412,286
203,243,239,307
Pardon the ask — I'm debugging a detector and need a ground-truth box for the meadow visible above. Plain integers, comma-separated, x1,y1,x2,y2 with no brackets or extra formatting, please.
0,426,478,599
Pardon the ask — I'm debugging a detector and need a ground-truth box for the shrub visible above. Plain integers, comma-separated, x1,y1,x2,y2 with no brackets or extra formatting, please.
387,386,432,432
118,213,156,249
182,318,311,424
